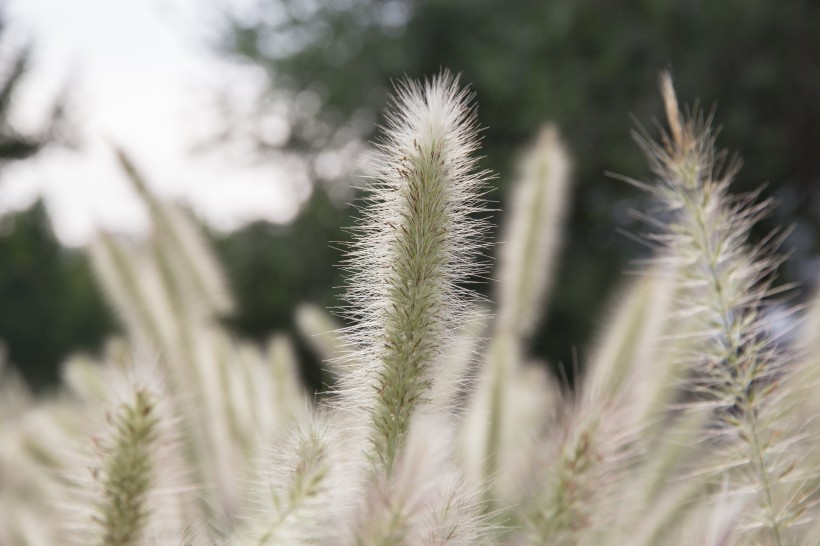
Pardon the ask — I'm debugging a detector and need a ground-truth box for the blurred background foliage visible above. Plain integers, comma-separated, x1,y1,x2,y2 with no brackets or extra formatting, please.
1,0,818,390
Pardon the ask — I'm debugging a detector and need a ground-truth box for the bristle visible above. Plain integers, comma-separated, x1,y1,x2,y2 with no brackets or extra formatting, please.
631,73,811,544
61,356,194,545
336,72,492,475
294,303,347,382
240,411,343,545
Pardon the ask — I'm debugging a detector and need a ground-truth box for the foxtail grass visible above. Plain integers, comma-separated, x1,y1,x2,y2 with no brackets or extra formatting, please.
337,72,491,476
625,72,813,544
5,70,820,546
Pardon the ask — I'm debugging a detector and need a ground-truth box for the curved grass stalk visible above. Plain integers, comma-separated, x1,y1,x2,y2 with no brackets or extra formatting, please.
116,149,233,316
89,233,176,351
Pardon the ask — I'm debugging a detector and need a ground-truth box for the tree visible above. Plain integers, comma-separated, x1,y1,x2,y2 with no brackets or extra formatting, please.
0,201,114,389
0,29,114,390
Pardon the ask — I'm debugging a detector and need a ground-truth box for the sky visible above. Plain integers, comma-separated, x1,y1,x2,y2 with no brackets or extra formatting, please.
0,0,310,246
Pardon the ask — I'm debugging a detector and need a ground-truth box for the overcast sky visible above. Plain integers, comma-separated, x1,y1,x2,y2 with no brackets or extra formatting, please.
0,0,309,246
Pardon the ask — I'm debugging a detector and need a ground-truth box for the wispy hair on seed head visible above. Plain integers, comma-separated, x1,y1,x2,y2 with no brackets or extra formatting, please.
335,71,492,475
626,71,812,545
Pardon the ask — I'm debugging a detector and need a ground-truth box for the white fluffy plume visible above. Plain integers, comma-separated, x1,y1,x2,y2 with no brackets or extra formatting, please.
337,72,491,474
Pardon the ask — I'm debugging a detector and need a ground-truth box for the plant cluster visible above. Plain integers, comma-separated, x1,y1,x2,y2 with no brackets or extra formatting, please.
2,71,819,545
